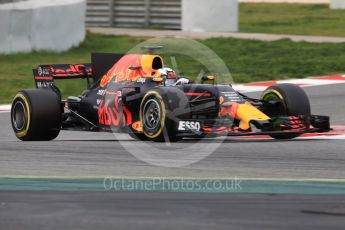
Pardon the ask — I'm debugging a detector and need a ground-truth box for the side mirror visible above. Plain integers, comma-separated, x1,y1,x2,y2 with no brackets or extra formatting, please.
201,75,215,84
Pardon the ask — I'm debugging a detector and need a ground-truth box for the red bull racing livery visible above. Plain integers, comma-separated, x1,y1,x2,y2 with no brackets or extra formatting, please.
10,51,330,142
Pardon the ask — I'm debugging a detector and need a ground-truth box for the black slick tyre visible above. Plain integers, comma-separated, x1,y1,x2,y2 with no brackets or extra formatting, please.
261,83,310,139
140,88,190,142
11,89,62,141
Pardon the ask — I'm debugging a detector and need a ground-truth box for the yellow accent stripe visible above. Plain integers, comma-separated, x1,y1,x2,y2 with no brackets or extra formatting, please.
13,93,30,138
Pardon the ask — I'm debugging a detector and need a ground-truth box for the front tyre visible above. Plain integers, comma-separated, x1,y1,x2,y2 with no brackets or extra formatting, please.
11,89,62,141
140,91,176,142
261,83,311,139
140,89,190,142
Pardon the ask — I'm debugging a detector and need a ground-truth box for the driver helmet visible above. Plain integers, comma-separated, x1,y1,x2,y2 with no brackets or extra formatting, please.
156,67,177,86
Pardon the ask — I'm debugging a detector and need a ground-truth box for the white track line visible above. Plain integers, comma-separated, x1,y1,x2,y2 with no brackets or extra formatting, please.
237,134,345,140
240,0,329,3
0,104,11,113
233,75,345,93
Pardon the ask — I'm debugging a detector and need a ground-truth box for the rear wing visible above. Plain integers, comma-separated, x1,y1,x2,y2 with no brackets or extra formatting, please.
33,64,92,89
32,53,124,90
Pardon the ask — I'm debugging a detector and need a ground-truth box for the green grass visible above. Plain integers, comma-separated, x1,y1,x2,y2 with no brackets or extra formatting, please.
240,3,345,37
0,34,145,104
1,32,345,103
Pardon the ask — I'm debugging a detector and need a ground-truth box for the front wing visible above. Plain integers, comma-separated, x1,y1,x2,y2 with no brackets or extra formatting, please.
175,115,330,137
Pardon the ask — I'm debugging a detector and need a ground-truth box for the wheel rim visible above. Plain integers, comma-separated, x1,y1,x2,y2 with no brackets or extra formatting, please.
262,92,281,102
12,100,27,131
143,99,161,132
263,91,287,114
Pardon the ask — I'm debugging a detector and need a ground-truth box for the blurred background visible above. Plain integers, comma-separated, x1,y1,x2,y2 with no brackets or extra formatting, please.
1,0,345,103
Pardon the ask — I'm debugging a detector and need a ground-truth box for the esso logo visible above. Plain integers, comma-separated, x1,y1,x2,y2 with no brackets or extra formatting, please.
178,121,201,131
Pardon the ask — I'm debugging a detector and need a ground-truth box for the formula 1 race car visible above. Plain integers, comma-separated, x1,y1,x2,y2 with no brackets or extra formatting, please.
11,50,330,142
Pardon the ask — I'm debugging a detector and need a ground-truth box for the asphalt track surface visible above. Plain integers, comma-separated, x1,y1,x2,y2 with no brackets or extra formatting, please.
1,84,345,229
1,84,345,178
1,192,345,230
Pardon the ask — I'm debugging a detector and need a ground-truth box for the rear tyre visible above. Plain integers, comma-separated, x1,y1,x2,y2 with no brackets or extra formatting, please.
11,89,62,141
261,83,311,139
